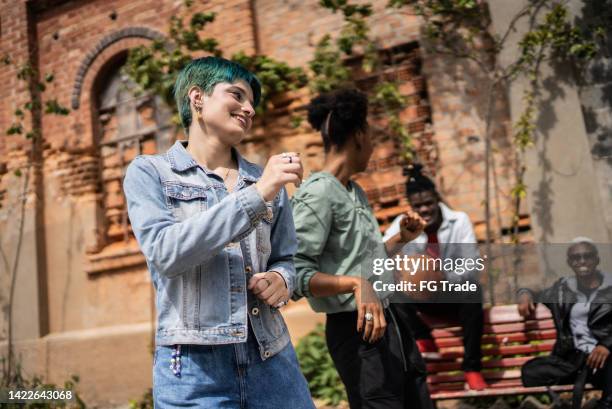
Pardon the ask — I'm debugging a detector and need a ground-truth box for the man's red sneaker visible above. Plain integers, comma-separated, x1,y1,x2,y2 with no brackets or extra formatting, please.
415,339,441,359
416,339,437,353
464,371,487,391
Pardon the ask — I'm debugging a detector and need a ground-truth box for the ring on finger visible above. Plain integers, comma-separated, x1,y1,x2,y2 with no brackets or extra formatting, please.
276,300,287,308
365,312,374,322
281,152,293,164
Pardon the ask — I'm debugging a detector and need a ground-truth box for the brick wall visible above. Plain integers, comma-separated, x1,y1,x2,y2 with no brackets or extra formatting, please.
423,48,523,240
0,0,49,341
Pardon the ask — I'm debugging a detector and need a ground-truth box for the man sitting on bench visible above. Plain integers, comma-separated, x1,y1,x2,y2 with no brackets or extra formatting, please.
383,164,487,391
518,238,612,409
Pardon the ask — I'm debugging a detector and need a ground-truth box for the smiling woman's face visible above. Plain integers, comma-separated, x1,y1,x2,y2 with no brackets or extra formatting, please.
200,80,255,145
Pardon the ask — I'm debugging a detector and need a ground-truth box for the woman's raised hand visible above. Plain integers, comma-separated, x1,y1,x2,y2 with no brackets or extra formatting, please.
255,152,303,202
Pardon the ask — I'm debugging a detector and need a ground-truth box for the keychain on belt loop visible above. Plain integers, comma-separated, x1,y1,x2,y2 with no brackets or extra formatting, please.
170,345,182,377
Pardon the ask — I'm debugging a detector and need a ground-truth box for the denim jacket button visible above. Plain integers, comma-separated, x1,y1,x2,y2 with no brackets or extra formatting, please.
251,307,260,316
245,266,252,273
264,351,271,358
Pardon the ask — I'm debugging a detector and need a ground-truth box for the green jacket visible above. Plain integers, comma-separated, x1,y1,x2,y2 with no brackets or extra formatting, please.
291,172,389,313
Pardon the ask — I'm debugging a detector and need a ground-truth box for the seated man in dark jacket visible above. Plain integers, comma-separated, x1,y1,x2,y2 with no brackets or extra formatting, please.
518,238,612,409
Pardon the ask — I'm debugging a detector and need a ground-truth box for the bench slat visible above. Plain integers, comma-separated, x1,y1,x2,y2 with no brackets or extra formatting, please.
426,356,533,373
431,320,555,338
429,380,523,393
421,305,551,328
429,379,529,393
430,385,592,400
429,369,521,384
435,341,554,360
434,330,557,348
483,305,552,324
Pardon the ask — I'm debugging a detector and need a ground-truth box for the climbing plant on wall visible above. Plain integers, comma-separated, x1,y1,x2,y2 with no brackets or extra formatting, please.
2,55,70,386
122,0,308,125
309,0,415,161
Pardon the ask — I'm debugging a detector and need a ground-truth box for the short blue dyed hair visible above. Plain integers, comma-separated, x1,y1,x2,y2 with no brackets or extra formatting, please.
174,56,261,130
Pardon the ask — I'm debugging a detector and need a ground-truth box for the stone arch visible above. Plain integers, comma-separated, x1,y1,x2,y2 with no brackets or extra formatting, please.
71,27,165,110
74,30,173,256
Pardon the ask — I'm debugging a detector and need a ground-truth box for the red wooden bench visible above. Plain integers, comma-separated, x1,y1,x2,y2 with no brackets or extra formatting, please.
421,304,594,401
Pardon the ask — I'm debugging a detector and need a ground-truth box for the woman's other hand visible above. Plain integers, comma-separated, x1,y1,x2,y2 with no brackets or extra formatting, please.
248,271,290,308
353,278,386,343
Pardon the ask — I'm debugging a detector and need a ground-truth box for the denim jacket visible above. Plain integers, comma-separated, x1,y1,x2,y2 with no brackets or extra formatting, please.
123,141,296,360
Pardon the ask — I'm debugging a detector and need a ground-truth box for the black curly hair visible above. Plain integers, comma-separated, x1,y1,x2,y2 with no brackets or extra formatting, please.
404,164,437,196
306,88,368,151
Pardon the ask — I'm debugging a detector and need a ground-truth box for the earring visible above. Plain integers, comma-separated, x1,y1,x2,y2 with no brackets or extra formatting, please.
194,103,203,120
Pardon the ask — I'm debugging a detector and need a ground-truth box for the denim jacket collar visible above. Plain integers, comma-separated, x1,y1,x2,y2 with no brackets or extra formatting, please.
167,140,259,183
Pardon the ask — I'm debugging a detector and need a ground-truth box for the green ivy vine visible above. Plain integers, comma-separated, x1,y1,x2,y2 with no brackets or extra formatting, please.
122,0,307,125
312,0,415,160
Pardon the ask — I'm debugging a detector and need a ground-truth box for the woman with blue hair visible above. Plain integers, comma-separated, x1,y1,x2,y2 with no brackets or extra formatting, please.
123,56,314,408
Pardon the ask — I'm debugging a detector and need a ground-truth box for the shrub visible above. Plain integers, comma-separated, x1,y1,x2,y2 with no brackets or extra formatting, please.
0,356,86,408
129,388,153,409
295,324,347,406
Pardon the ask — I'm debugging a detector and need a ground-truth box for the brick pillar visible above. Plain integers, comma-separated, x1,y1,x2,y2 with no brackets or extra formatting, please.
0,0,49,341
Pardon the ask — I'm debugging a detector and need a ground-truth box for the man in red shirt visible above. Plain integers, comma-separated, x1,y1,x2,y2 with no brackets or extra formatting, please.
384,164,487,391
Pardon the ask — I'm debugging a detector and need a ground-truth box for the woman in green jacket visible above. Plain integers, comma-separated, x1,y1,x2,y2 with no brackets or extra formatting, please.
292,88,433,409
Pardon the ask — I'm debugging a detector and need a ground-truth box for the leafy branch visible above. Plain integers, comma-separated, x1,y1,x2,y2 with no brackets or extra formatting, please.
312,0,416,160
123,0,307,125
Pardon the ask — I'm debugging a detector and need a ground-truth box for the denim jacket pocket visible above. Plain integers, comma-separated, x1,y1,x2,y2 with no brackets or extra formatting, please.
163,181,208,220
